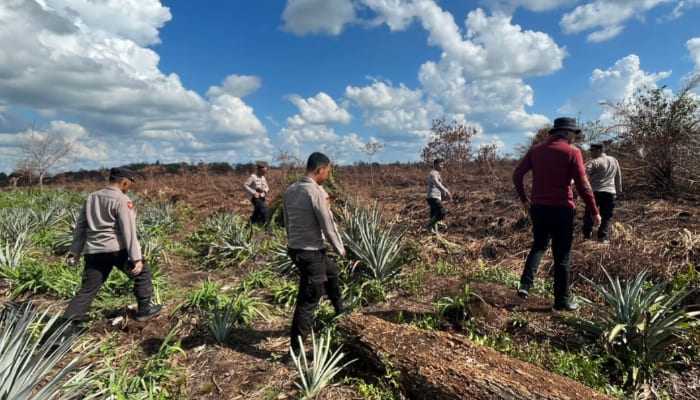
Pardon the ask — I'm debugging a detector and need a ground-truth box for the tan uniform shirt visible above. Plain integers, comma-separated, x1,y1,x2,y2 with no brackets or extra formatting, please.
586,153,622,195
244,174,269,198
70,186,142,262
283,176,345,254
427,169,450,200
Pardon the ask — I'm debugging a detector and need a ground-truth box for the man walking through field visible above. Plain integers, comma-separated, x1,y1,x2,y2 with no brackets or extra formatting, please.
583,143,622,243
426,158,451,233
244,161,270,226
513,118,600,311
283,152,346,352
62,168,162,326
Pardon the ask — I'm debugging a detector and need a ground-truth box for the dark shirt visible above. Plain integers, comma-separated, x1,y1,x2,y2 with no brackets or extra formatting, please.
513,136,598,214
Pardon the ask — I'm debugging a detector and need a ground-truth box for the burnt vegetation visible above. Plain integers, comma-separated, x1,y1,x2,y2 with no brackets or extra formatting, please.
0,82,699,399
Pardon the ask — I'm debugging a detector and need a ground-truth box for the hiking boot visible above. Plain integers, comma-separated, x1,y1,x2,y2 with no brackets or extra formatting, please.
553,300,579,311
517,288,529,299
134,302,162,322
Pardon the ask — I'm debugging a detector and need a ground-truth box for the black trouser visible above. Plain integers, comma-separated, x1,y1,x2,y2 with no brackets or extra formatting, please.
288,249,343,348
63,250,153,322
427,198,446,226
250,197,269,225
583,192,615,240
520,205,575,305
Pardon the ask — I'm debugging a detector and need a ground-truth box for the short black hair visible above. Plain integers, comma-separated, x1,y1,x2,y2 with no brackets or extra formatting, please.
433,158,444,167
307,152,331,172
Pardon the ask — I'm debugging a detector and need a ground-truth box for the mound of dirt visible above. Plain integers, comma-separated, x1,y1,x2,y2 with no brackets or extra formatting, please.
339,313,612,400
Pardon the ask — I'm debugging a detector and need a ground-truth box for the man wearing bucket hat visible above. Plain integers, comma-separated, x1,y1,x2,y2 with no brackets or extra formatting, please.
62,167,162,326
244,161,270,225
513,117,600,311
583,143,622,243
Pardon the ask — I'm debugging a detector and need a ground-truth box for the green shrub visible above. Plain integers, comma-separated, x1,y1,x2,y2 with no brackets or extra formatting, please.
92,326,184,398
208,304,239,344
0,303,99,400
239,269,276,292
207,291,269,343
435,284,483,326
291,331,355,400
0,234,28,270
177,279,229,313
0,208,38,241
342,205,405,285
138,202,178,235
268,240,295,276
271,280,298,308
1,260,81,299
579,268,700,388
190,213,257,268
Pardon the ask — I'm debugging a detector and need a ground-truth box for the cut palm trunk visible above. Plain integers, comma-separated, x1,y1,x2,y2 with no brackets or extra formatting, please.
338,314,612,400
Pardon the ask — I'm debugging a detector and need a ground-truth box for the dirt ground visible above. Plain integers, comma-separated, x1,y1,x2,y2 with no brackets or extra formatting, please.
19,163,700,399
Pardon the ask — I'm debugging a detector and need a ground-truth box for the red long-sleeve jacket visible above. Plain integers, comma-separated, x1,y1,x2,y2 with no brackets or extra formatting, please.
513,136,598,214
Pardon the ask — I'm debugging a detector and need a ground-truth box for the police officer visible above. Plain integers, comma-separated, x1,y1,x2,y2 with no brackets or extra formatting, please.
426,158,452,233
283,152,345,352
62,167,162,325
244,161,270,225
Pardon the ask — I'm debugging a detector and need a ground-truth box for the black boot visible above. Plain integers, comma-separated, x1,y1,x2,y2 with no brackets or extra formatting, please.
134,301,162,322
553,299,579,311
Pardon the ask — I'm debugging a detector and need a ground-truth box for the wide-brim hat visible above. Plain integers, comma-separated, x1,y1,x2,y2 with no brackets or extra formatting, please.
549,117,582,135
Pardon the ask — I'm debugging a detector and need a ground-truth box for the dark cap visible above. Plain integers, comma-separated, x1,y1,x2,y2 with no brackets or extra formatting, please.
255,161,269,168
109,167,138,182
590,143,604,149
549,117,582,135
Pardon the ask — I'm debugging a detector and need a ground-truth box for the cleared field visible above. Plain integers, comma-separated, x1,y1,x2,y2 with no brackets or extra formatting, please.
1,163,698,399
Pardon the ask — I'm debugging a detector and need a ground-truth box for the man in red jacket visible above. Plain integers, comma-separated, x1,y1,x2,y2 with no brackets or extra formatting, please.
513,117,600,311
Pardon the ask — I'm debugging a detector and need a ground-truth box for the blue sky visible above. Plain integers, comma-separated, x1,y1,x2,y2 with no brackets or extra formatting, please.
0,0,699,172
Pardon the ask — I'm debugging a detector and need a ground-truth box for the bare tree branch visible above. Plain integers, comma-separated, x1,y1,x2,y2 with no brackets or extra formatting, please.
17,127,75,187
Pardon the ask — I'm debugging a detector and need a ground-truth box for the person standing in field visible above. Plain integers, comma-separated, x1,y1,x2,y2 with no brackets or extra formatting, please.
244,161,270,226
426,158,452,233
283,152,346,352
583,143,622,243
513,118,600,311
62,168,162,327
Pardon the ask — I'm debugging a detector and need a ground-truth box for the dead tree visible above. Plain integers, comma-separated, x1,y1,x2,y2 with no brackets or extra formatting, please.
360,139,384,187
421,119,478,169
604,74,700,195
18,129,74,187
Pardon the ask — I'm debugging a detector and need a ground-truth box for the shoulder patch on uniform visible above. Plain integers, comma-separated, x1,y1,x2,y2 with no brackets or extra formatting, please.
127,201,134,209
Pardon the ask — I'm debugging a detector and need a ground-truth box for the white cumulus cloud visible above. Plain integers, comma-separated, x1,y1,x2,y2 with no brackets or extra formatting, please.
206,75,262,99
688,37,700,70
560,54,671,121
282,0,357,36
560,0,673,43
0,0,270,171
481,0,577,13
288,92,352,125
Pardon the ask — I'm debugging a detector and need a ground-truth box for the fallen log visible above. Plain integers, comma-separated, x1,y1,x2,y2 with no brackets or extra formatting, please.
339,313,612,400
